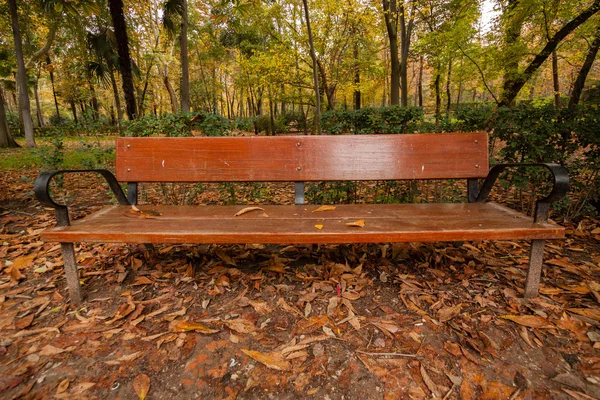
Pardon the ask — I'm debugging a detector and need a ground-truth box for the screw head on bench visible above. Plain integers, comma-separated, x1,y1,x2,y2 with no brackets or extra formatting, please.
475,164,480,168
297,142,302,147
296,166,302,171
127,144,131,148
127,168,131,172
474,140,478,144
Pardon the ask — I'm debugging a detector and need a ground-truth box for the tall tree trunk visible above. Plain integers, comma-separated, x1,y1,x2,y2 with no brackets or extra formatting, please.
434,73,441,127
500,0,600,106
302,0,321,134
569,23,600,107
382,0,399,105
108,0,137,119
70,100,78,123
109,69,124,121
417,55,423,107
500,0,525,107
163,73,179,113
0,87,19,148
180,0,190,112
33,78,44,127
399,3,413,107
47,55,61,120
353,40,361,110
89,82,99,120
8,0,35,147
446,58,453,115
551,51,561,107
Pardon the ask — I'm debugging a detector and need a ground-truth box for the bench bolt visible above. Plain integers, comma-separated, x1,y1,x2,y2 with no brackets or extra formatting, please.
296,166,302,171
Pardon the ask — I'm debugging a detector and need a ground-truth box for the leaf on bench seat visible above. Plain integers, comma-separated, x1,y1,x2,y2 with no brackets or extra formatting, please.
312,205,336,212
345,219,365,228
126,206,162,219
234,206,265,216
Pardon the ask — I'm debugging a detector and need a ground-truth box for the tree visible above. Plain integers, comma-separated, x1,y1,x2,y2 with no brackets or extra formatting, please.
302,0,321,133
382,0,400,105
0,86,19,148
499,0,600,106
569,22,600,107
107,0,137,119
8,0,35,147
163,0,190,112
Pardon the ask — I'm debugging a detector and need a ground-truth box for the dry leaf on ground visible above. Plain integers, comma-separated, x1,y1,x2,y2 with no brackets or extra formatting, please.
169,320,219,334
241,349,291,371
133,373,151,400
499,315,553,328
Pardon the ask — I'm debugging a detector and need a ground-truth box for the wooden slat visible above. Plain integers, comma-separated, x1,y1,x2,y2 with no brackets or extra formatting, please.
115,133,489,182
42,203,564,244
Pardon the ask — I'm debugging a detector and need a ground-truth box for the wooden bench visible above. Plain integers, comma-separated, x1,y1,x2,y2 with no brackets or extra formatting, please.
34,133,569,305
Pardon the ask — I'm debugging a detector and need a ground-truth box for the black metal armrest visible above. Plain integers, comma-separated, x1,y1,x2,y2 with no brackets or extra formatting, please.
475,163,569,222
34,169,129,226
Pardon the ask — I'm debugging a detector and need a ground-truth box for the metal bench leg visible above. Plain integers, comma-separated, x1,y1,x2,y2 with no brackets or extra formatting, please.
524,239,545,298
61,243,83,305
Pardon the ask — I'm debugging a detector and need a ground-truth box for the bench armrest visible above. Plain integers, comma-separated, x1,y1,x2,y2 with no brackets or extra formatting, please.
475,163,569,223
34,169,129,226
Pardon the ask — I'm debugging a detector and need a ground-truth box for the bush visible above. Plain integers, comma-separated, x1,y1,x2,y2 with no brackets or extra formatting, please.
321,106,424,134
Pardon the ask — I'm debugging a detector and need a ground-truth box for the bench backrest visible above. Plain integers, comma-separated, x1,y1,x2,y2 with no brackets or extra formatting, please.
115,133,489,182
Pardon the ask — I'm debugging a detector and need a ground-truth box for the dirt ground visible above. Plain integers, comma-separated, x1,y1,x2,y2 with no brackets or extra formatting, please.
1,169,599,400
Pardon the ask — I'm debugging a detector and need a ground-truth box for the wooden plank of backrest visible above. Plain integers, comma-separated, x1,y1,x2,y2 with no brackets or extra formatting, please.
115,133,489,182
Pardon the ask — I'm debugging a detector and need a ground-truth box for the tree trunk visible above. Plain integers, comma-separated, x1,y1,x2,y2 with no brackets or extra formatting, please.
434,73,441,127
569,23,600,107
0,87,19,148
109,69,124,121
353,40,360,110
399,4,413,107
446,58,453,115
163,73,179,113
500,0,600,106
70,100,78,123
302,0,321,134
8,0,35,147
89,82,99,120
180,0,190,112
108,0,137,119
47,55,61,121
417,55,423,107
383,0,399,105
551,50,561,107
33,79,44,127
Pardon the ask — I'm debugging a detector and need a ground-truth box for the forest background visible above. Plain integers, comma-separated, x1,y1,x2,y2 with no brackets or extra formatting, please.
1,0,599,219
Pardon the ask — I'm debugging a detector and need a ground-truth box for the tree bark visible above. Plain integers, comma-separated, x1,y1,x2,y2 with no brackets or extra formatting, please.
417,55,423,107
500,0,600,106
109,68,124,121
302,0,321,134
434,73,441,127
8,0,35,147
180,0,190,112
353,39,360,110
446,58,453,115
0,87,19,148
399,3,413,107
46,56,61,121
569,23,600,107
382,0,400,105
108,0,137,119
33,78,44,127
163,73,179,113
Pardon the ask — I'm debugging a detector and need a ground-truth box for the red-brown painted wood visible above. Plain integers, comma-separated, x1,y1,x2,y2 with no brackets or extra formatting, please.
115,133,489,182
42,203,564,244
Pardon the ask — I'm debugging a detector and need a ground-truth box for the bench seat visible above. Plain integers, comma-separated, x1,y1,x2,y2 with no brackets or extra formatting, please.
41,203,564,244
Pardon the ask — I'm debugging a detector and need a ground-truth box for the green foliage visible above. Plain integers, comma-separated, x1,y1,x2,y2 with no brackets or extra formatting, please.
123,111,232,137
453,103,494,132
320,106,424,134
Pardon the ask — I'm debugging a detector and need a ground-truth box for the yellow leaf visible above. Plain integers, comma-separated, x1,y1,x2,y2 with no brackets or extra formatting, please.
315,224,324,230
345,219,365,228
241,349,291,371
168,320,219,334
568,308,600,321
499,315,553,328
224,318,257,334
312,205,336,212
234,206,264,216
133,373,150,400
132,276,153,286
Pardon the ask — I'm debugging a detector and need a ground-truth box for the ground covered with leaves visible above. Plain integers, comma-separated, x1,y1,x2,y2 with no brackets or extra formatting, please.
1,169,600,400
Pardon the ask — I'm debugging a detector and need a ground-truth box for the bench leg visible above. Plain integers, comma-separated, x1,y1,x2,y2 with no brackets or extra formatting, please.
524,239,545,298
61,243,83,306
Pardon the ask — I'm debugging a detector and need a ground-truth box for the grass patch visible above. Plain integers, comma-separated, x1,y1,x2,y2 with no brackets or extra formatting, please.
0,137,116,170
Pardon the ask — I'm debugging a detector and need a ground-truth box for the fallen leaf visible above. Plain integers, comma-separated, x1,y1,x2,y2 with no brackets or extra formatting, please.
499,315,553,328
241,349,291,371
568,308,600,321
315,224,324,230
39,344,66,356
234,207,265,216
168,320,219,334
15,314,34,330
438,304,462,323
132,276,153,286
55,378,73,395
312,205,336,212
345,219,365,228
133,373,150,400
224,318,257,334
420,364,442,398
